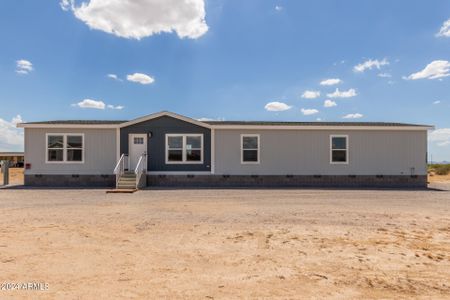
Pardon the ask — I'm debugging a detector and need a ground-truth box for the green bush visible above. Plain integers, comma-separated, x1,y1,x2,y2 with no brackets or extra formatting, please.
429,164,450,176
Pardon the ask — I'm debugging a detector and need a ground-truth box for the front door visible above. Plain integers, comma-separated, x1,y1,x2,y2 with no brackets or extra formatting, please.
129,134,147,171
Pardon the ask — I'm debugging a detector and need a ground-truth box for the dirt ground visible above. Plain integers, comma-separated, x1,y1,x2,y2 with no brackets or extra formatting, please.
428,172,450,183
0,188,449,299
0,168,24,185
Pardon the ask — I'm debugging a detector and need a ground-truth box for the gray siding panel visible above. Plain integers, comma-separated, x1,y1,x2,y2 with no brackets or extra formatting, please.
120,116,211,172
214,129,427,175
24,128,117,175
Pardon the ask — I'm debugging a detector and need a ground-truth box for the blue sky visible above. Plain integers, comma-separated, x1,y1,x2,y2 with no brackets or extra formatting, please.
0,0,449,161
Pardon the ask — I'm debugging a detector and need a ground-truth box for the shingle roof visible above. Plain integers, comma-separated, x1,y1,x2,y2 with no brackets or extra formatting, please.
22,120,128,125
203,121,429,127
21,119,430,127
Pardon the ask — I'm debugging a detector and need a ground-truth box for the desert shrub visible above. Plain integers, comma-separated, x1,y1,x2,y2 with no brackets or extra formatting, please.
429,164,450,175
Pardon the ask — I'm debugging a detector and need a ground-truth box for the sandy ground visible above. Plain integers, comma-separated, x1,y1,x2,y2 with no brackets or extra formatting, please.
429,173,450,183
0,168,24,185
0,188,449,299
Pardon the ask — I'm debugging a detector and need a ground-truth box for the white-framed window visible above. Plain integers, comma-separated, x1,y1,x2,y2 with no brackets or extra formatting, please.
330,135,348,164
46,133,84,163
165,134,203,164
241,134,260,164
134,137,144,144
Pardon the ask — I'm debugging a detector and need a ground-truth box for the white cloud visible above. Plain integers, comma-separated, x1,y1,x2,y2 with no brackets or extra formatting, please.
327,88,357,98
301,90,320,99
275,5,283,11
378,73,392,78
264,101,292,112
11,115,23,126
301,108,319,116
323,99,337,108
0,115,24,151
333,60,346,66
433,100,441,105
354,58,389,73
429,128,450,146
60,0,72,11
73,99,124,110
16,59,33,74
73,99,106,110
107,74,122,81
60,0,208,40
406,60,450,80
127,73,154,85
320,78,341,86
197,117,225,122
436,19,450,37
107,104,124,110
342,113,363,119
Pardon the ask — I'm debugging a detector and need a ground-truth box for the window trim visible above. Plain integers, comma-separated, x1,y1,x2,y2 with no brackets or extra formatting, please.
133,137,144,145
330,134,349,165
165,134,204,164
45,133,85,164
241,134,260,164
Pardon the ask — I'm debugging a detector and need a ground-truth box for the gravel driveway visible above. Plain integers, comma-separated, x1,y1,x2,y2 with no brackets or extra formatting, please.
0,188,449,299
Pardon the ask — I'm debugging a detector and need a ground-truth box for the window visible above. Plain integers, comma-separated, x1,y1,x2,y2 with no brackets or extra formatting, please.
241,134,260,164
166,134,203,164
330,135,348,164
134,137,144,144
46,134,84,163
47,135,64,162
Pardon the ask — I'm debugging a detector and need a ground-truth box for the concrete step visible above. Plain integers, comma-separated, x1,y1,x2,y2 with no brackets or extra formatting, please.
118,178,136,182
118,179,136,183
106,189,137,194
120,174,136,177
117,185,136,189
118,182,135,186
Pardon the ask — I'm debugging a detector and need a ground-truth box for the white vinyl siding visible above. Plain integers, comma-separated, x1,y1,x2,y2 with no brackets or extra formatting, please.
214,129,427,176
25,128,116,175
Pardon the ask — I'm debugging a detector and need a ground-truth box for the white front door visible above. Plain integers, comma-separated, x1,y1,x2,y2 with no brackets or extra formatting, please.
129,134,147,171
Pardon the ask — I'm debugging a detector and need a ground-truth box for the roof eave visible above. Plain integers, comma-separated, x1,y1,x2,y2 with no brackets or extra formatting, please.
118,111,212,129
16,123,434,131
209,125,435,130
16,123,120,129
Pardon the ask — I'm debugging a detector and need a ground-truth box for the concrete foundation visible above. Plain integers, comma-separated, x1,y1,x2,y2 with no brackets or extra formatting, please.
147,175,427,189
24,174,427,189
24,174,115,187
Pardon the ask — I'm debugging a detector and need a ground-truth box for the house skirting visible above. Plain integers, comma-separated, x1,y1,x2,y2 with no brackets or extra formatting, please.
24,174,427,188
24,174,115,187
147,175,427,188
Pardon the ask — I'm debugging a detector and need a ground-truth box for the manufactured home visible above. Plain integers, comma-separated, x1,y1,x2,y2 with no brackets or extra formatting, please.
17,111,432,189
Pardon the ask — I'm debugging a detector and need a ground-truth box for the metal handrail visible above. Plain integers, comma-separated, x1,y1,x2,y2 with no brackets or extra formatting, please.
134,152,147,189
113,154,125,174
114,154,128,188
